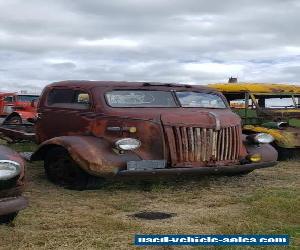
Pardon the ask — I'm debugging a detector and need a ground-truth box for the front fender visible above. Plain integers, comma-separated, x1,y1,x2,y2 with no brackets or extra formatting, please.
0,145,26,189
31,136,141,177
244,143,278,163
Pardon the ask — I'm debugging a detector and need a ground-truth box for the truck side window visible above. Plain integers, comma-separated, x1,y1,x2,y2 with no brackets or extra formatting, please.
76,92,90,104
47,89,90,110
4,96,14,103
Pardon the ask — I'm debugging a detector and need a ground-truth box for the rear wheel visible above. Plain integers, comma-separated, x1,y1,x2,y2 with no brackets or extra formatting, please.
0,212,18,224
44,147,90,190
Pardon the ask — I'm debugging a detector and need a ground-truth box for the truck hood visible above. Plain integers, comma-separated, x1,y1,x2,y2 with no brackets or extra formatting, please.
160,109,241,129
105,108,241,128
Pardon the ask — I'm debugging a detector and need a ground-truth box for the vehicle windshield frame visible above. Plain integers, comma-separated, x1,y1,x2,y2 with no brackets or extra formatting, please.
104,89,228,109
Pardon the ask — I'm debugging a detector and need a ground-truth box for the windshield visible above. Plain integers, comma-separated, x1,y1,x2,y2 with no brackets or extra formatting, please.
253,94,299,109
105,90,227,108
106,91,176,107
17,95,39,102
176,92,227,108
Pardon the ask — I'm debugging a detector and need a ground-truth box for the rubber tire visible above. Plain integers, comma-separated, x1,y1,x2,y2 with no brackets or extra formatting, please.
44,147,89,190
277,147,298,161
4,115,22,125
0,212,18,224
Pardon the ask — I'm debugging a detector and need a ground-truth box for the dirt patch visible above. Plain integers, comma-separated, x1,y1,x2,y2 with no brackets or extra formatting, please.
132,211,175,220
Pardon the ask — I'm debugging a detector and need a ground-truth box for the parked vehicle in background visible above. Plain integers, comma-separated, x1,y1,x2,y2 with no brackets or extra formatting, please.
0,145,27,223
0,93,39,124
209,82,300,159
0,92,16,118
30,81,277,190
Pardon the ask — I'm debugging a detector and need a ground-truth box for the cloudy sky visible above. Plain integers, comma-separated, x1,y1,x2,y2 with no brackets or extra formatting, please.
0,0,299,92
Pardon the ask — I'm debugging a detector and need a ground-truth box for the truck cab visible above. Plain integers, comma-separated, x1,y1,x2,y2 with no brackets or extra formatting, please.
209,83,300,159
31,81,277,190
0,93,16,118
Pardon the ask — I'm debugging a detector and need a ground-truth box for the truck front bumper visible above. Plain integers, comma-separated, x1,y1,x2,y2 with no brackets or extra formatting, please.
0,196,28,216
117,161,277,177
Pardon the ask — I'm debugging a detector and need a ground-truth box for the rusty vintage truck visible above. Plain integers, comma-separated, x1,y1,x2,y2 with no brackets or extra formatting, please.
27,81,278,190
209,83,300,159
0,145,27,223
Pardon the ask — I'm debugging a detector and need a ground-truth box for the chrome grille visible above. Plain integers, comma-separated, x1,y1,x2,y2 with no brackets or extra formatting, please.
165,125,241,164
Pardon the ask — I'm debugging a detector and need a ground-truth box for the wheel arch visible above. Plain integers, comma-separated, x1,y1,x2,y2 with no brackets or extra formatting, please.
3,112,22,124
31,136,141,177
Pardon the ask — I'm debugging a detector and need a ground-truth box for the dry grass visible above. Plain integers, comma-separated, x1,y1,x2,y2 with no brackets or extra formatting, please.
0,142,299,249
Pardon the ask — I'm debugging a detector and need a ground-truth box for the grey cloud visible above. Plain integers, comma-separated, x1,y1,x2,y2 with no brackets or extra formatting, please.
48,62,77,70
0,0,299,92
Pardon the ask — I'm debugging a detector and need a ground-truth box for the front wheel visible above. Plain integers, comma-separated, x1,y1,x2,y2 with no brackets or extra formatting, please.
44,147,90,190
3,115,22,125
44,147,106,190
0,212,18,224
276,147,299,161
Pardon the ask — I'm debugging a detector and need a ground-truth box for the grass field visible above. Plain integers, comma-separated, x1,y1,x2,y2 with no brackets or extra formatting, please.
0,141,299,249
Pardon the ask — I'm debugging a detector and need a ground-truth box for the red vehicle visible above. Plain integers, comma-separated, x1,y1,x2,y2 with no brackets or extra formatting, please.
0,92,16,117
31,81,278,190
0,93,39,124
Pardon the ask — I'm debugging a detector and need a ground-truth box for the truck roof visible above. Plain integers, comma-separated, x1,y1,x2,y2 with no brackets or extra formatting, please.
47,80,217,92
208,83,300,94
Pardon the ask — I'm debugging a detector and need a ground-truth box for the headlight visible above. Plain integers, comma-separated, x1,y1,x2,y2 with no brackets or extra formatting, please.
0,160,21,180
253,133,274,144
115,138,141,151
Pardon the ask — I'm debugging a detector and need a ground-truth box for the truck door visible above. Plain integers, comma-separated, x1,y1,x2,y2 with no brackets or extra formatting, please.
36,87,93,142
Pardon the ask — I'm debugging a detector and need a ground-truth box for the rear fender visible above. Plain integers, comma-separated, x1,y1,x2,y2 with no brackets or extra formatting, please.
31,136,141,177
